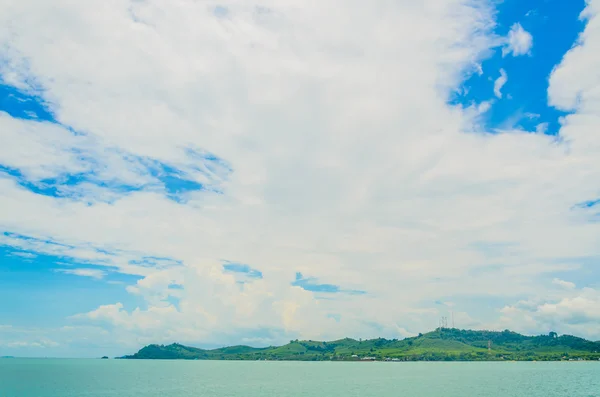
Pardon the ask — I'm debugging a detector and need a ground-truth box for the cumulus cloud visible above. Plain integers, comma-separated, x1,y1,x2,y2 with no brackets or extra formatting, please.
502,23,533,56
494,68,508,98
548,6,600,112
498,286,600,339
1,0,600,353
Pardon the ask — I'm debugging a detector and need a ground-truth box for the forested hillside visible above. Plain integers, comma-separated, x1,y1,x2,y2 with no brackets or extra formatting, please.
123,328,600,361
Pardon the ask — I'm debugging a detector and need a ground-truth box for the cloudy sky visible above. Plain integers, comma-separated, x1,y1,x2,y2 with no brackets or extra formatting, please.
1,0,600,357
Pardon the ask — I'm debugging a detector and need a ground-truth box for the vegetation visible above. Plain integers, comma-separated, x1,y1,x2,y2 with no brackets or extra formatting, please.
123,328,600,361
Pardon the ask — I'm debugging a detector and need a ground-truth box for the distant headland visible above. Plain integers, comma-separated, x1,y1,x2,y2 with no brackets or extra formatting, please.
121,328,600,362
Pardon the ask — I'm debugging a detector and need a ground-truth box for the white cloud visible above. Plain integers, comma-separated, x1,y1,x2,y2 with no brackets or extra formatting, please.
497,286,600,339
552,278,576,289
535,122,549,134
0,324,120,357
502,23,533,57
548,7,600,112
54,268,107,279
494,68,508,98
9,251,36,259
477,100,494,114
7,340,59,348
0,0,600,354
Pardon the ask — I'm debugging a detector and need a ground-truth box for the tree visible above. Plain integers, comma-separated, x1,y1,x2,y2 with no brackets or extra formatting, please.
549,332,558,338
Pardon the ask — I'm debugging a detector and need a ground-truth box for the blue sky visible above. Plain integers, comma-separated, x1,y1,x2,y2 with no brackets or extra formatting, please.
451,0,586,135
0,245,143,327
1,0,600,357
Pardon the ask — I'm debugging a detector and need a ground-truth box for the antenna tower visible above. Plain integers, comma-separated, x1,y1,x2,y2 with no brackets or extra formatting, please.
439,316,448,329
438,317,447,330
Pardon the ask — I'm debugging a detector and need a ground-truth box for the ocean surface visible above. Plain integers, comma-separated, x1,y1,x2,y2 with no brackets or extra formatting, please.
1,359,599,397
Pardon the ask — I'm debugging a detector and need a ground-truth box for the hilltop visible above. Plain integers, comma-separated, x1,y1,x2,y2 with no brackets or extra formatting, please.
123,328,600,361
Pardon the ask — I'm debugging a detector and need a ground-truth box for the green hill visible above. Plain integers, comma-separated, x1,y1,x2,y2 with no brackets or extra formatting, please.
123,328,600,361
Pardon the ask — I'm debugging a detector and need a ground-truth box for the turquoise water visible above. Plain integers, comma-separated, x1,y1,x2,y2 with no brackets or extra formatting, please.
1,359,599,396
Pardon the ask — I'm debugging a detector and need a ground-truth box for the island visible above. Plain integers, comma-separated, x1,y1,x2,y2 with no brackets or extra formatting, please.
122,328,600,361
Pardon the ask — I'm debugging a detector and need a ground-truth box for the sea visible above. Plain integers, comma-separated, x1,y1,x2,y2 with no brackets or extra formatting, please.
1,359,599,396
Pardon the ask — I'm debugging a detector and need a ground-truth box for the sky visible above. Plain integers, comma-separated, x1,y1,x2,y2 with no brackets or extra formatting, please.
1,0,600,358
